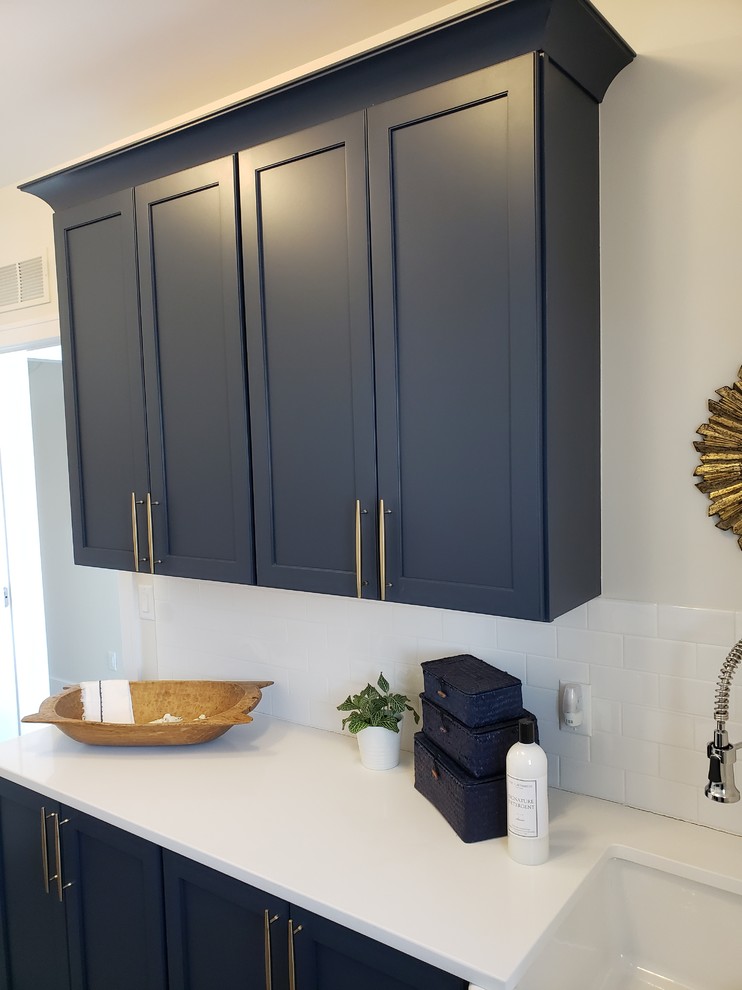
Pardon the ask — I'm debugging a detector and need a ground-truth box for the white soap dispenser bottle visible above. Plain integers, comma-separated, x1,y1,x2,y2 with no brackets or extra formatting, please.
506,717,549,865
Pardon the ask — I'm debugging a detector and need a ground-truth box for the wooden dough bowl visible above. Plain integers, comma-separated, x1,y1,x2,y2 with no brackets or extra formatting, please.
22,680,273,746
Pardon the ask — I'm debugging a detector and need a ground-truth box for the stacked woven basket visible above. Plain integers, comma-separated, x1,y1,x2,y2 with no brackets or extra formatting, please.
414,654,538,842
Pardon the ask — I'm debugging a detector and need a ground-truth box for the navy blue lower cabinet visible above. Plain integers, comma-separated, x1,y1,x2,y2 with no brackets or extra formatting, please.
0,780,167,990
163,850,289,990
62,807,168,990
0,781,70,990
164,853,466,990
289,905,467,990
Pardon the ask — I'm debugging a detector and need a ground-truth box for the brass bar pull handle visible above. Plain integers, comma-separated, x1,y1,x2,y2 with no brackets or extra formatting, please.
288,919,303,990
40,807,52,894
145,493,162,574
53,815,72,902
379,500,392,601
355,500,362,598
131,492,140,573
355,500,369,598
379,499,386,601
264,910,279,990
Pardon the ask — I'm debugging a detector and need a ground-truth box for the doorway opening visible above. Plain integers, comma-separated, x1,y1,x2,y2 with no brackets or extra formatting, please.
0,340,126,740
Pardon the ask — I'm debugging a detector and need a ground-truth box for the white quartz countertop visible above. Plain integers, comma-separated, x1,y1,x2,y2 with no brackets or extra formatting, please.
1,716,740,990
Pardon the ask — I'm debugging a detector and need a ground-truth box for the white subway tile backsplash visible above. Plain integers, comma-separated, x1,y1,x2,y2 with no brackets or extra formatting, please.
657,604,736,647
696,643,729,682
553,603,589,629
441,609,499,647
525,654,590,691
622,705,695,748
538,721,590,762
624,636,697,677
271,690,312,725
521,686,558,724
659,744,706,787
658,675,715,718
498,618,557,657
416,638,473,663
626,771,698,822
592,698,622,735
591,666,659,707
560,758,625,804
587,599,657,637
145,585,742,836
696,789,742,834
557,626,623,667
474,649,526,683
591,731,659,776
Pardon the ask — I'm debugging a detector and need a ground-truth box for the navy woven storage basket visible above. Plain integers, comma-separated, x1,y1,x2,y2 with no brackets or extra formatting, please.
420,695,538,778
414,732,507,843
421,655,522,727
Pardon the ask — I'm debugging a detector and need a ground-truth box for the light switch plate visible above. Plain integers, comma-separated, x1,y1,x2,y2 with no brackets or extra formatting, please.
138,584,155,621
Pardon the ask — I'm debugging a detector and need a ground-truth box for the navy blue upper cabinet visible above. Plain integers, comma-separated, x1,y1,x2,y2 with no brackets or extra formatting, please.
369,53,600,620
134,161,254,583
55,191,149,574
241,54,601,619
240,116,378,598
31,1,632,617
55,159,254,583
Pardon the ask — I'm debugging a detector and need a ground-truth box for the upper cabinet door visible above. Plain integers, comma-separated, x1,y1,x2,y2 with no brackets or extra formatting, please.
240,115,378,598
135,159,254,584
368,55,546,618
55,191,149,572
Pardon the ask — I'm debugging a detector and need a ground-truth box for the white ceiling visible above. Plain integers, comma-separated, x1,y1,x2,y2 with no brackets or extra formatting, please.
0,0,481,190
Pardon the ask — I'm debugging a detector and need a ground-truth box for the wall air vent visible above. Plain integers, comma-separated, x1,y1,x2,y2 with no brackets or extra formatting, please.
0,254,50,313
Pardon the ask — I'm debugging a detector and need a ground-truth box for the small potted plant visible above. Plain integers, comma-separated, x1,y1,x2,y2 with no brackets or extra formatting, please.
337,672,420,770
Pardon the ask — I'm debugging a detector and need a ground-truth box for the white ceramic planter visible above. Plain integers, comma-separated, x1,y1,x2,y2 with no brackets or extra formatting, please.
356,726,401,770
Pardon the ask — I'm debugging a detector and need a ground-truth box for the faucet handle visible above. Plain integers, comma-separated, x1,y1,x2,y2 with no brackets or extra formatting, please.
706,736,741,803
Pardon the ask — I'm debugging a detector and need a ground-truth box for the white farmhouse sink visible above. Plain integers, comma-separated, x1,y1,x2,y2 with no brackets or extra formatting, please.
515,850,742,990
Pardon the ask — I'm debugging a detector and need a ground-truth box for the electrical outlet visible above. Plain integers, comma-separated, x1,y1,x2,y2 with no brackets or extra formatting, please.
107,651,118,671
558,680,591,736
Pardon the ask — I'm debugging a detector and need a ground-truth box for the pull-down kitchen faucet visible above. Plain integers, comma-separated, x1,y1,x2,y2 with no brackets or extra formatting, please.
706,638,742,803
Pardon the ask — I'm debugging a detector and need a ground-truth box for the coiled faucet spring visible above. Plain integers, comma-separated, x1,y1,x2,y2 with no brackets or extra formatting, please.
706,638,742,803
712,637,742,722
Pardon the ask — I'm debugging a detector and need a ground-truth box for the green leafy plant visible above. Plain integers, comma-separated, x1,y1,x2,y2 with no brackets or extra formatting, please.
337,672,420,734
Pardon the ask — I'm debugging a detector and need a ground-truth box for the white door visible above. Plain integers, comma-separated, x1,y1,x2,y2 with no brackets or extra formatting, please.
0,458,19,740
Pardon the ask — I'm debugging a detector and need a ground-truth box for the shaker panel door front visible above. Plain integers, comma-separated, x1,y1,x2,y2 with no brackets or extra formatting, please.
240,115,377,598
369,55,545,618
55,192,149,572
136,158,254,583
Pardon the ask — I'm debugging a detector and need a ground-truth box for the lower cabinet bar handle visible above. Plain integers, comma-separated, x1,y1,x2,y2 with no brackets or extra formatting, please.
288,919,303,990
40,807,52,894
53,815,72,902
146,493,162,574
264,910,278,990
130,493,140,573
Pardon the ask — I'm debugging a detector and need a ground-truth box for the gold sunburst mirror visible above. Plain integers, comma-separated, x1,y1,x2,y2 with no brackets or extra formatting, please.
694,366,742,547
